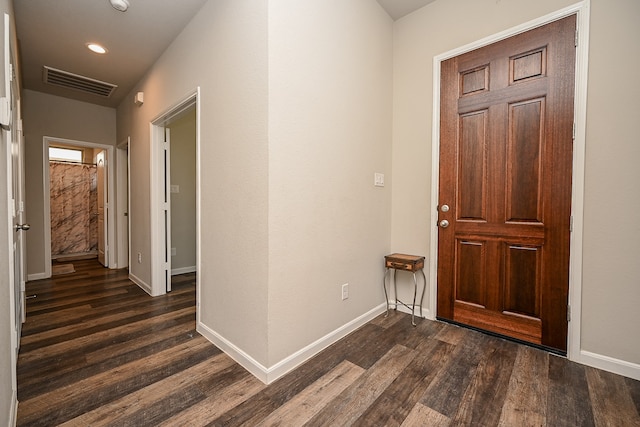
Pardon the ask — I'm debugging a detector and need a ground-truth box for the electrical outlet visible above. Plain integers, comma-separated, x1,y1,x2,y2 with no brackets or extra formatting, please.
137,252,142,263
342,283,349,300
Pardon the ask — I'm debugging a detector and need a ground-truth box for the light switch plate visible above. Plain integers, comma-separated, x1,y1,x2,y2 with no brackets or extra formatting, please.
374,172,385,187
170,185,180,193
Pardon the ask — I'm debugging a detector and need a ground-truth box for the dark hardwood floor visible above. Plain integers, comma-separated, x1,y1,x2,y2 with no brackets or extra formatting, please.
16,259,640,426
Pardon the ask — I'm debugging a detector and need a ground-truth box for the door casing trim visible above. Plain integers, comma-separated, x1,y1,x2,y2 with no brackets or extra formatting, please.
42,137,116,277
149,87,200,299
116,137,130,269
428,1,590,362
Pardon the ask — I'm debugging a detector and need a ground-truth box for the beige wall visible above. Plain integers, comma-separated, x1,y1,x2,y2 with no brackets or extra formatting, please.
392,0,640,367
266,0,393,365
117,0,270,364
22,89,116,277
168,109,196,272
117,0,392,369
581,0,640,363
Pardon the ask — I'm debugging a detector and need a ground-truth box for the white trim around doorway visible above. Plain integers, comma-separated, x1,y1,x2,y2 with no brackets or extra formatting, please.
149,88,200,300
41,137,116,278
116,137,130,270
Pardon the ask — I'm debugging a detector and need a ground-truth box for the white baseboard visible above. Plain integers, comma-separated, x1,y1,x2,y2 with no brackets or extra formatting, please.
8,390,17,427
128,272,152,296
27,272,47,281
577,350,640,381
197,303,386,385
265,304,386,383
388,302,434,321
171,266,196,276
197,323,270,383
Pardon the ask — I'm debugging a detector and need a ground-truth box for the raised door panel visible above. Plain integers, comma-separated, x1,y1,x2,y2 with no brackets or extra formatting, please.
458,112,488,221
455,239,486,307
507,99,545,223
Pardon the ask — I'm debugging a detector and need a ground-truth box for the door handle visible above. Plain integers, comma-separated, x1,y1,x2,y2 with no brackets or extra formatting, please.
15,223,30,231
439,220,449,228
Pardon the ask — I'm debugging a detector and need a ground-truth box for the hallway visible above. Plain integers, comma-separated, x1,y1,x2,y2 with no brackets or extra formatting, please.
16,260,640,426
16,260,213,425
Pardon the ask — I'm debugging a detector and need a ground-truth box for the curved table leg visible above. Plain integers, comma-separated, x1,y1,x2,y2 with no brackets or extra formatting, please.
418,268,427,319
383,268,390,318
411,272,418,326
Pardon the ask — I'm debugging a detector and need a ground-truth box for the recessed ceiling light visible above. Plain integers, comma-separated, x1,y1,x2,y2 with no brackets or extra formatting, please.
87,43,107,54
109,0,130,12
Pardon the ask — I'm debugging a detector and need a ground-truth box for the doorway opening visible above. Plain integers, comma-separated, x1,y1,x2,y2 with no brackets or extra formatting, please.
116,137,130,270
43,137,116,278
150,89,200,298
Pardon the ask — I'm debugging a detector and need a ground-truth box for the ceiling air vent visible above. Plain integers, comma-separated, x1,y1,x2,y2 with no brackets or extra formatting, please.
43,66,118,98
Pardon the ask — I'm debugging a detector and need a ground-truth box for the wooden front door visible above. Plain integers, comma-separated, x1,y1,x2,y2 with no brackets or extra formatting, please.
437,15,576,352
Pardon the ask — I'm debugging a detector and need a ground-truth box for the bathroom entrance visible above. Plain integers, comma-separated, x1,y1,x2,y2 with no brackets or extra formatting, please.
43,137,115,277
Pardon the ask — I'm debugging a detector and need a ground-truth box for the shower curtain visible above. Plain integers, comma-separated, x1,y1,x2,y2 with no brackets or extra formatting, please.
50,162,98,257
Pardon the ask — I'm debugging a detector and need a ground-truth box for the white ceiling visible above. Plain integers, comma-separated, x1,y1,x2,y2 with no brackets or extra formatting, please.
13,0,435,108
14,0,208,107
376,0,436,20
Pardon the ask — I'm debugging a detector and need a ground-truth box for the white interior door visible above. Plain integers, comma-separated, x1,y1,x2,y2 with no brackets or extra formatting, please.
4,11,26,399
163,128,171,292
10,103,26,329
97,150,107,266
116,139,130,269
9,106,25,333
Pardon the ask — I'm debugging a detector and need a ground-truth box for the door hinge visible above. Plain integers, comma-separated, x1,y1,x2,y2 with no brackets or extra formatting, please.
570,215,573,232
567,304,571,322
575,28,579,47
572,122,576,140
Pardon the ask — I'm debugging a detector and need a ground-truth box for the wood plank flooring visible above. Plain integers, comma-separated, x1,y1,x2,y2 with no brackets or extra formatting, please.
17,259,640,426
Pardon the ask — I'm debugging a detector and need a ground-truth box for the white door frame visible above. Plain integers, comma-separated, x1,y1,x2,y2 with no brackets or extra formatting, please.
96,150,107,266
42,137,116,276
428,1,590,361
150,88,200,297
116,137,130,269
150,123,171,295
